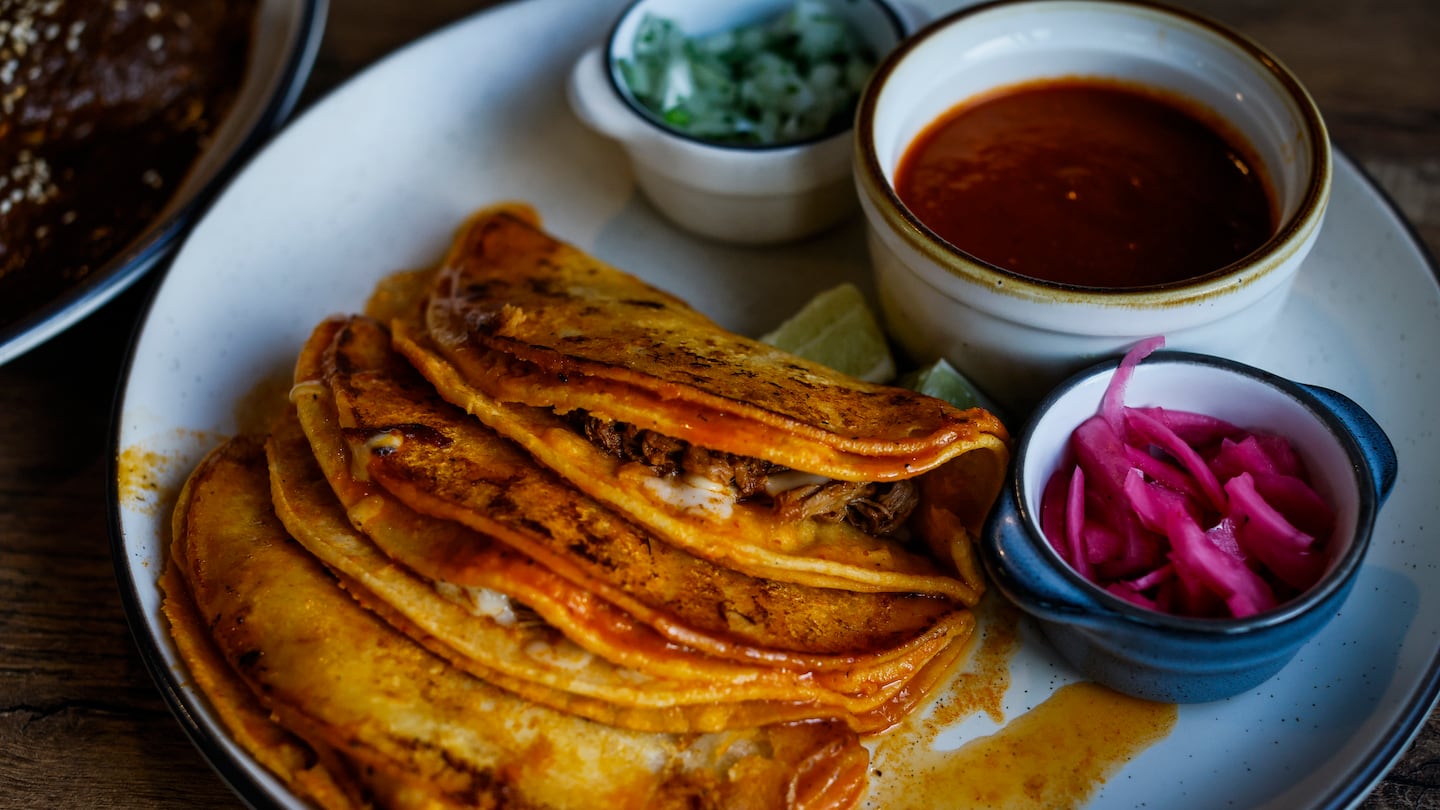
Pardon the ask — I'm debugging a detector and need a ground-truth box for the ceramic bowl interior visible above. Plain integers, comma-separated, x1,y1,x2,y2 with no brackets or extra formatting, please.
606,0,907,149
864,0,1328,261
1016,353,1368,625
854,0,1332,410
571,0,910,243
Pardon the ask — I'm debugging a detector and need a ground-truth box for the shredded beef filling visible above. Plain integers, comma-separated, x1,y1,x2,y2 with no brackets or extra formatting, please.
574,413,919,536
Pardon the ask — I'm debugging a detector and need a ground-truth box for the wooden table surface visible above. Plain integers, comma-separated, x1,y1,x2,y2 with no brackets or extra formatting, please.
1,0,1435,807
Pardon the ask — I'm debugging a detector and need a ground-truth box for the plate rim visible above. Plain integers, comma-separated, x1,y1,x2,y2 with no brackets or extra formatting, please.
1303,149,1440,810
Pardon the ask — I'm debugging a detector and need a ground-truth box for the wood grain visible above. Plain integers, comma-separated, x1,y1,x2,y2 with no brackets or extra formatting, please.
1,0,1435,807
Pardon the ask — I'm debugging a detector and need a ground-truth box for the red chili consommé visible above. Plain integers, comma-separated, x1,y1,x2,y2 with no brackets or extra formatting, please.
894,79,1276,288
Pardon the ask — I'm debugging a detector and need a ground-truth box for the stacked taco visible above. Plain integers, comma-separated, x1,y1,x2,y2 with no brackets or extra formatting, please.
162,204,1011,809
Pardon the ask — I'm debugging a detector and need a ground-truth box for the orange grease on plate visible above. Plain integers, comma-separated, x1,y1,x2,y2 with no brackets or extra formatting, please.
930,596,1022,728
871,682,1176,809
866,597,1177,809
120,360,290,519
117,431,217,518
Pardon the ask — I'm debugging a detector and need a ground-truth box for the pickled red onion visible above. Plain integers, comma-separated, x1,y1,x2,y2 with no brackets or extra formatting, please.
1042,339,1336,618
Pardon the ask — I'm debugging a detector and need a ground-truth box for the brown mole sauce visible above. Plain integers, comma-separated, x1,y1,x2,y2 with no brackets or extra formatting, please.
895,78,1275,288
0,0,258,324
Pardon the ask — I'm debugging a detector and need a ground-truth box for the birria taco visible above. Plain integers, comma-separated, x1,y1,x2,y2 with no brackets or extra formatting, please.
165,437,870,810
279,314,972,733
392,205,1011,602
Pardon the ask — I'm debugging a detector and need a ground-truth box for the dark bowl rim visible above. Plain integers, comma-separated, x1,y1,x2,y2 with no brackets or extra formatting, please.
853,0,1333,298
0,0,330,366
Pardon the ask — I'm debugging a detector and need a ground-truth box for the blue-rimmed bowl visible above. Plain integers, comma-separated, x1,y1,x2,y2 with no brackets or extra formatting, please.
981,350,1396,703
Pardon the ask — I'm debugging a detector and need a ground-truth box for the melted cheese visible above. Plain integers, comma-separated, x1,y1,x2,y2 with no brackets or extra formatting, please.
640,473,736,519
763,470,831,497
628,463,845,520
365,431,403,454
434,580,518,627
524,637,595,671
355,430,403,483
287,379,327,403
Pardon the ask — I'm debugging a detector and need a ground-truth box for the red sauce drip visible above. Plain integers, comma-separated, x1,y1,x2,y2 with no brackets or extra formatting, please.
895,79,1276,288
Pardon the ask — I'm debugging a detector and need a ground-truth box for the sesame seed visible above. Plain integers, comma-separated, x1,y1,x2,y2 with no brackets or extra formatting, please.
0,0,257,286
6,150,60,206
2,85,26,115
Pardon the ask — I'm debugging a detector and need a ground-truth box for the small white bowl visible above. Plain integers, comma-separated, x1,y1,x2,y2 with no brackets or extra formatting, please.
568,0,912,245
854,0,1332,412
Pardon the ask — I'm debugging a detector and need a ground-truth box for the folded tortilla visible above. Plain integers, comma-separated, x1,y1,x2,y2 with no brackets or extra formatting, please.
155,204,1008,808
401,205,1011,599
308,314,971,683
170,435,871,810
163,476,369,810
277,317,971,732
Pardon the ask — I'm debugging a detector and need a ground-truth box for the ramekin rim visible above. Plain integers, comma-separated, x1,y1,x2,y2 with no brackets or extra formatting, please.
854,0,1333,302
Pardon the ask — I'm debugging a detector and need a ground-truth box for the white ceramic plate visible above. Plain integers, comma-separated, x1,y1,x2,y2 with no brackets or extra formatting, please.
109,0,1440,807
0,0,327,365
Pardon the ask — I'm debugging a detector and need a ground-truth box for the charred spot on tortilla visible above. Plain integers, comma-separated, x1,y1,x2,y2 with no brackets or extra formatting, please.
237,649,262,672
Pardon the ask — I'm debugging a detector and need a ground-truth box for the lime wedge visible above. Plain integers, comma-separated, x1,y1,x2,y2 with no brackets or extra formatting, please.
760,283,896,383
898,357,1001,415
